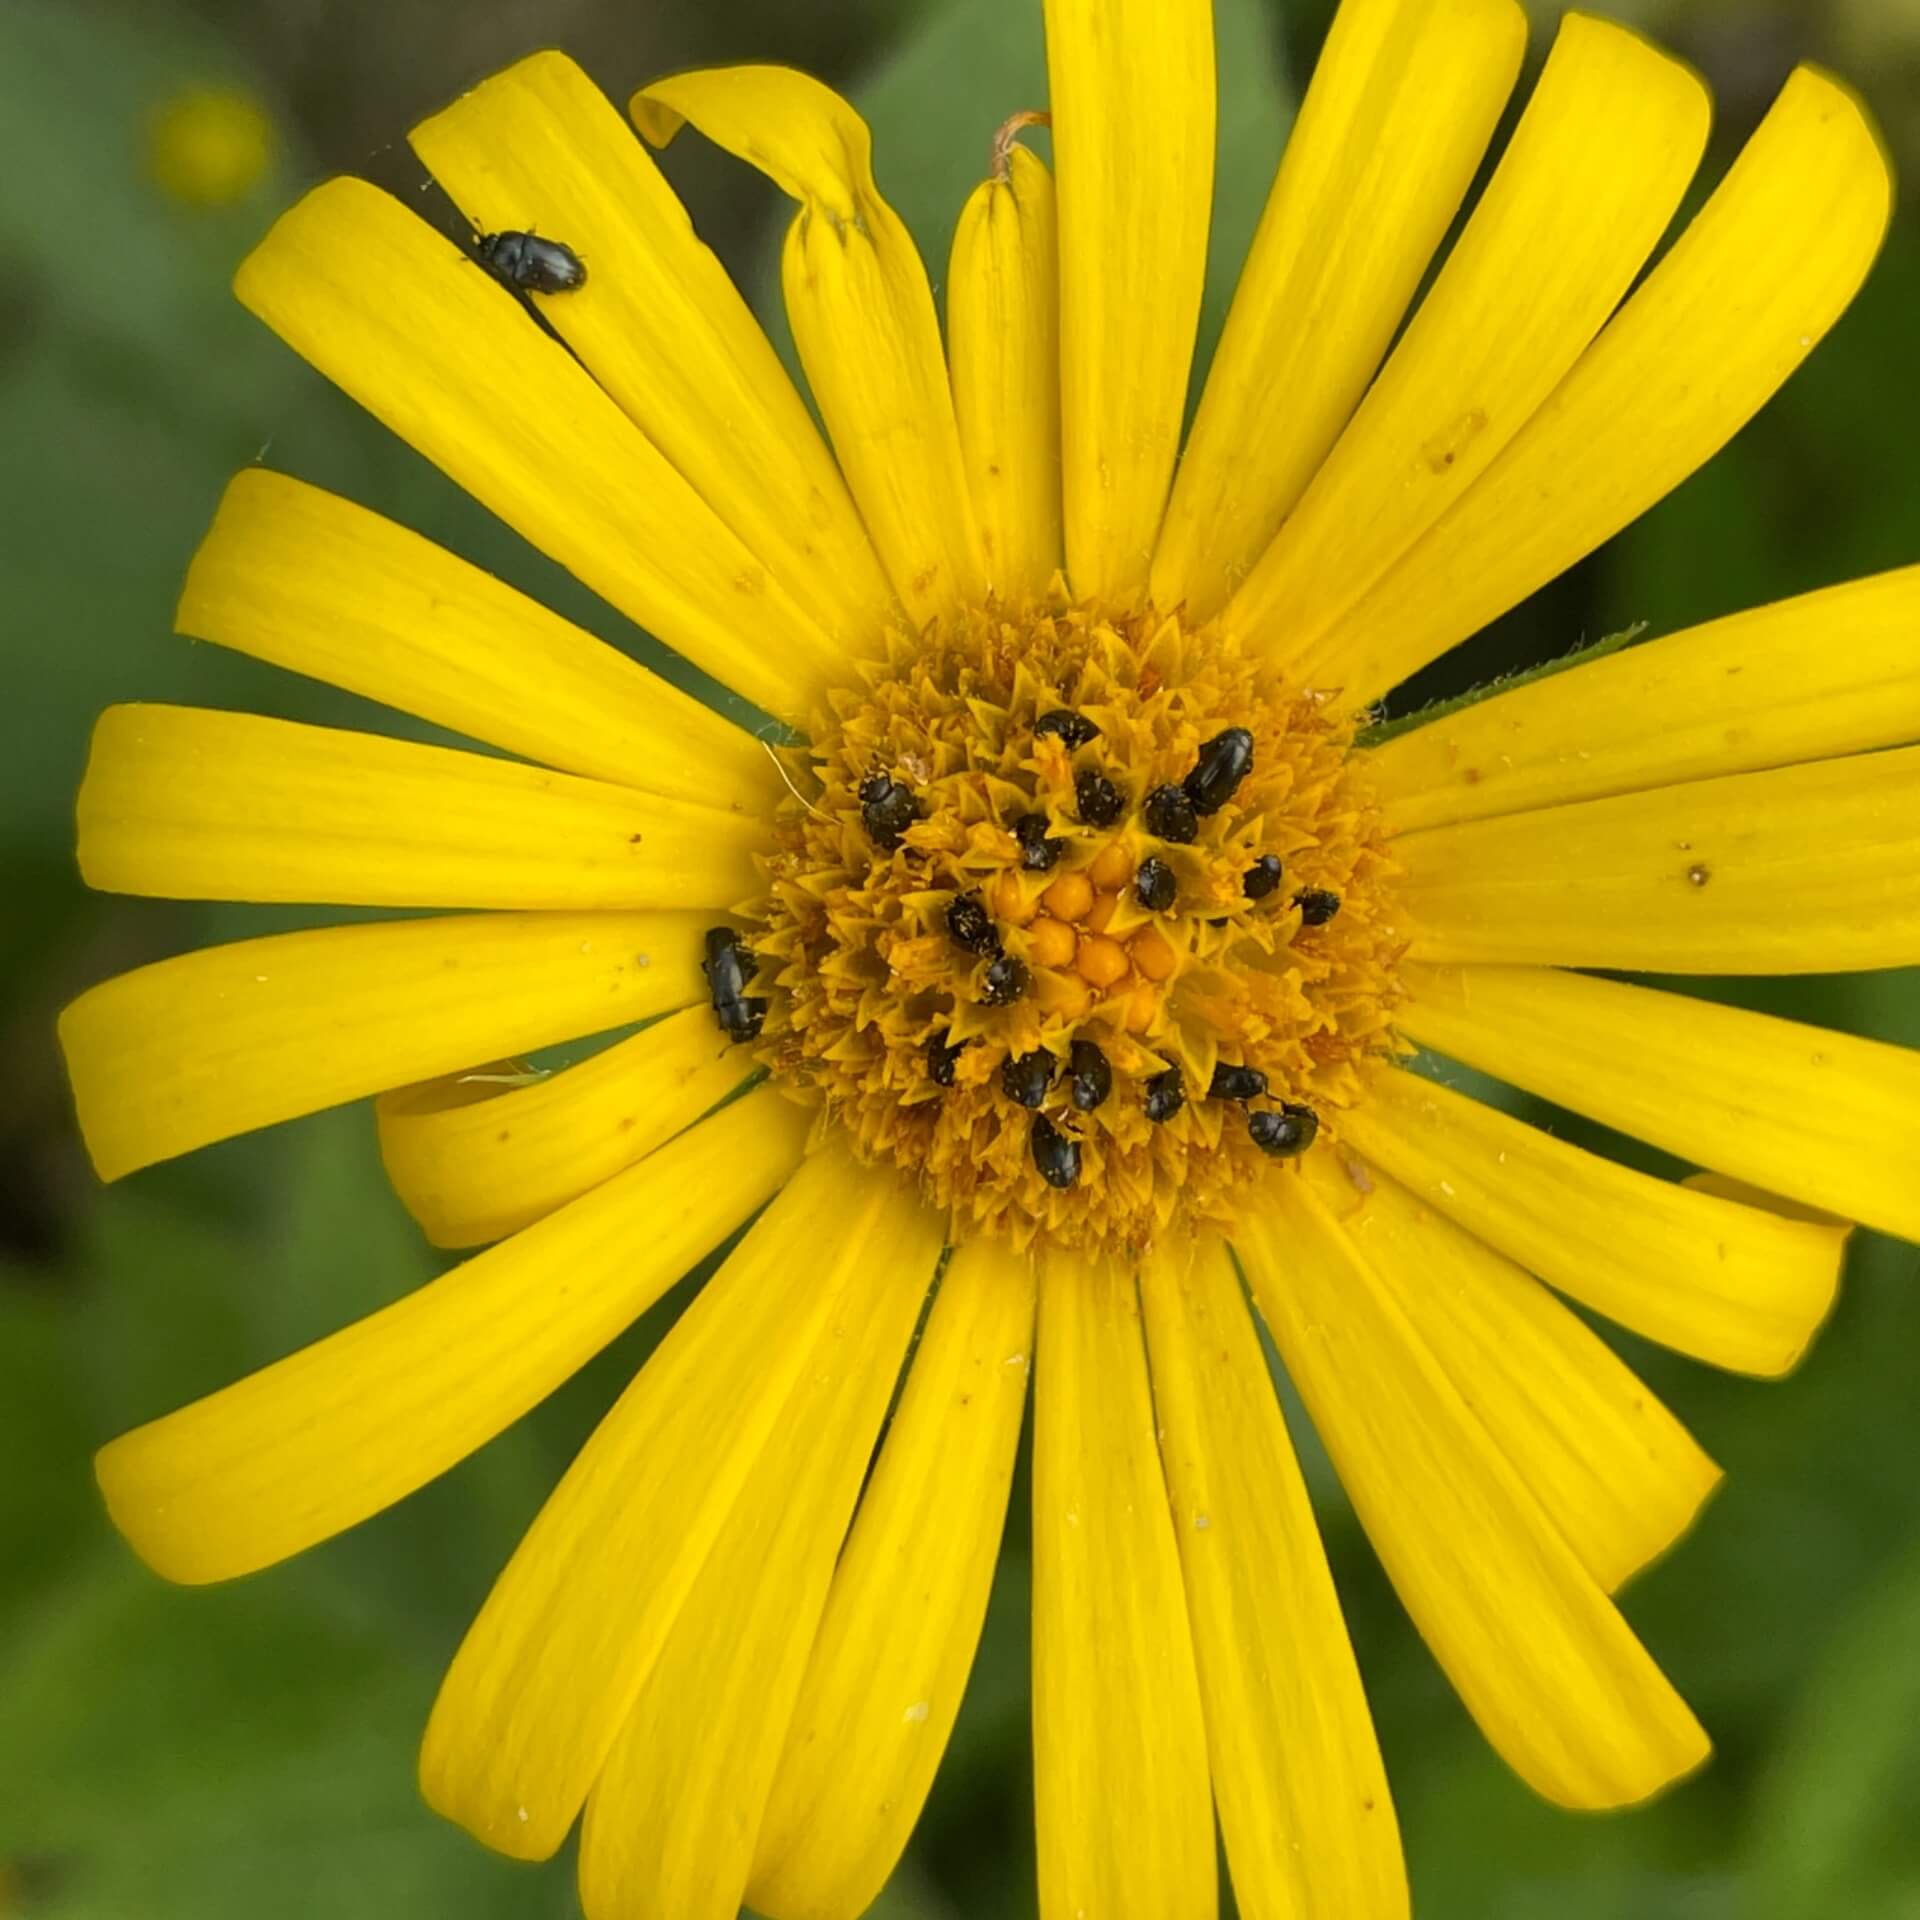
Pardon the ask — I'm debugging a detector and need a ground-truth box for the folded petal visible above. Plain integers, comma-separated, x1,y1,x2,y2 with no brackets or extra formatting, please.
948,144,1063,604
420,1143,892,1859
59,911,705,1180
1287,66,1892,709
748,1240,1034,1920
96,1088,806,1585
1141,1238,1406,1920
1153,0,1525,618
1303,1151,1721,1593
634,67,984,626
1395,743,1920,973
376,1005,756,1249
1236,15,1709,661
1340,1065,1847,1375
1033,1253,1215,1920
1397,962,1920,1245
77,704,762,912
178,470,776,806
234,177,842,719
409,51,891,650
576,1174,944,1920
1044,0,1215,602
1241,1187,1711,1810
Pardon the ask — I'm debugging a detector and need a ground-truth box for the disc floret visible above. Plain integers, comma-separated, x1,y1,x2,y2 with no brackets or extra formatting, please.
744,593,1403,1254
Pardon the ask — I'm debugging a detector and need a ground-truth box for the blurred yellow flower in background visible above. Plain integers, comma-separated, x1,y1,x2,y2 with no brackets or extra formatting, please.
146,84,274,208
56,0,1920,1916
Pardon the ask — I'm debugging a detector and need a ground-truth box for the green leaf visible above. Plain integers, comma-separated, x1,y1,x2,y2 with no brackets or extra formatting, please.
1746,1540,1920,1919
852,0,1050,292
0,1558,570,1920
72,1185,270,1435
0,1,308,863
262,1104,445,1346
0,1274,99,1621
0,1,292,414
1603,215,1920,640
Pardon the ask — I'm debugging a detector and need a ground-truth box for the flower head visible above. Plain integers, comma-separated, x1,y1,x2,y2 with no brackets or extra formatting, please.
147,84,275,208
60,2,1919,1917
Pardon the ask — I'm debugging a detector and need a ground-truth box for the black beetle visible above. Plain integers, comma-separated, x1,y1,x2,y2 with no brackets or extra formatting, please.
1031,1114,1082,1190
715,1000,764,1043
945,891,1001,956
1249,1103,1319,1157
1075,768,1125,828
927,1031,968,1087
1134,857,1177,912
1142,783,1199,844
1209,1061,1268,1102
1034,708,1102,749
1068,1039,1112,1112
476,229,588,294
1243,854,1284,900
1294,888,1342,926
859,771,918,850
703,925,756,1002
1014,812,1066,872
702,926,768,1045
1184,727,1255,816
979,952,1031,1006
1001,1048,1056,1110
1143,1065,1186,1123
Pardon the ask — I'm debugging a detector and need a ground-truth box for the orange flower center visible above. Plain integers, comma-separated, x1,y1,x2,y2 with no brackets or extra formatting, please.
743,592,1404,1254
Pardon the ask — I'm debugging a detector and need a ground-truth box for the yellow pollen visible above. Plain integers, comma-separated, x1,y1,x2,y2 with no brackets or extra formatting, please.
747,591,1405,1255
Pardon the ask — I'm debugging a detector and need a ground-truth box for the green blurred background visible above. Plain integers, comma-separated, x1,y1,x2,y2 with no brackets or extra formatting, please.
4,0,1919,1913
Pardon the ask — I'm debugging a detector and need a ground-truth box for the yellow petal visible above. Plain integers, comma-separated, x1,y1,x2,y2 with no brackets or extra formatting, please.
1302,1152,1720,1593
633,67,984,626
1397,962,1920,1245
234,176,841,720
1289,65,1892,709
1341,1066,1846,1376
1241,1187,1711,1810
59,911,705,1181
1045,0,1214,602
947,144,1063,604
748,1241,1035,1920
1235,15,1709,661
420,1143,899,1859
178,470,777,806
1033,1253,1215,1920
77,704,763,912
576,1177,943,1920
376,1005,756,1249
1395,743,1920,974
95,1088,806,1586
1141,1239,1406,1920
409,51,891,651
1152,0,1526,619
1370,567,1920,834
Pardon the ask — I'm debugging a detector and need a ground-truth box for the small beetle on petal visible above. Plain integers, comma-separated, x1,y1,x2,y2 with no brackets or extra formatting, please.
475,229,588,294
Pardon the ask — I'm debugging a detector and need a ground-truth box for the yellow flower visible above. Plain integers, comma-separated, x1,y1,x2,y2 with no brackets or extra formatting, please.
57,2,1916,1916
147,85,275,208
